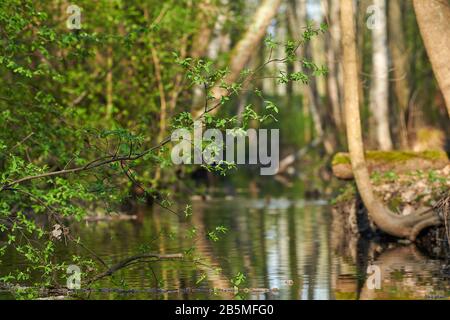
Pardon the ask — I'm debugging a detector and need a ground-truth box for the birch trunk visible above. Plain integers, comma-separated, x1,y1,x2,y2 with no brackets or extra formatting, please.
370,0,393,151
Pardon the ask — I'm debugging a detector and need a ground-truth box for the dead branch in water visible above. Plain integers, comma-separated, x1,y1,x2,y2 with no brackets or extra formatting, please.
89,253,184,284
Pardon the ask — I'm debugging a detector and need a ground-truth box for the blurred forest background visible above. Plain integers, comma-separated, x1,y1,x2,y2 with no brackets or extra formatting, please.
1,0,448,190
0,0,449,299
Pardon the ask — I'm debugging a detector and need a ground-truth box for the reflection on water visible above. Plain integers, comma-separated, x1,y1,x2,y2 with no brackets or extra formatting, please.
2,195,450,300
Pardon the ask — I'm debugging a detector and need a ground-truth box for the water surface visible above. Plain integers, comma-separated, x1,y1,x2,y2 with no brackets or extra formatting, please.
2,192,449,300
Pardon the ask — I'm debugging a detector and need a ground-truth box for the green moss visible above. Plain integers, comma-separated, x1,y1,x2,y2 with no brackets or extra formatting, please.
332,152,351,165
332,150,448,166
335,292,357,300
365,150,447,162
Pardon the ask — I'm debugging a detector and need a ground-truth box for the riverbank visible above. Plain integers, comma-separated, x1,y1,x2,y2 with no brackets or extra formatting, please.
332,163,450,257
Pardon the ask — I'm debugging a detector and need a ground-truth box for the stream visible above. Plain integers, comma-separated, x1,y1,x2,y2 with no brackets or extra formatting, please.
2,182,449,300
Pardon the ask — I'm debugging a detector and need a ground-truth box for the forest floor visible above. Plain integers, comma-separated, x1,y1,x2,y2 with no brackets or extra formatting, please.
332,164,450,257
334,164,449,215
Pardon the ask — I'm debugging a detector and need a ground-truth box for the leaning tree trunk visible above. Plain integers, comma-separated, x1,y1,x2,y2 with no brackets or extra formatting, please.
369,0,393,151
190,0,217,59
339,0,441,241
221,0,282,87
194,0,283,116
413,0,450,117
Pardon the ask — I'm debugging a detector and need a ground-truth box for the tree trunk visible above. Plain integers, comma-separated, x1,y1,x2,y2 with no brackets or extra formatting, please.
356,0,371,124
151,46,167,182
287,0,311,141
190,0,217,59
388,0,410,149
207,1,230,60
369,0,393,151
413,0,450,117
198,0,282,116
105,46,113,119
151,47,167,143
323,0,343,131
339,0,441,240
296,0,312,143
190,0,218,109
275,16,287,97
223,0,282,85
286,0,303,97
287,0,335,154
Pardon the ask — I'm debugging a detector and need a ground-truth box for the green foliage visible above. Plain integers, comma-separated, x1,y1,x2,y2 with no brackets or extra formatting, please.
231,272,246,287
207,226,228,242
0,0,327,297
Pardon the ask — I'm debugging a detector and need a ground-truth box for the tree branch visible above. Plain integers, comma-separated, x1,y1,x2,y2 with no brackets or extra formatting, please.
89,253,183,283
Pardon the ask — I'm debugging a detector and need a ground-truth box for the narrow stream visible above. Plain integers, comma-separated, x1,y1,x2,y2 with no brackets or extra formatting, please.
2,190,449,300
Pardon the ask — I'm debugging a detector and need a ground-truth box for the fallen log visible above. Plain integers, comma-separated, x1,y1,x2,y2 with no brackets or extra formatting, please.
332,150,449,180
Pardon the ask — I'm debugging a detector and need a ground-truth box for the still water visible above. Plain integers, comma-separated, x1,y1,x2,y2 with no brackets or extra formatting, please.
2,190,450,300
